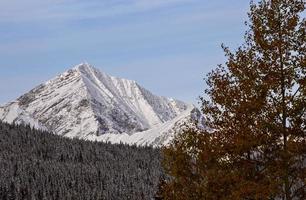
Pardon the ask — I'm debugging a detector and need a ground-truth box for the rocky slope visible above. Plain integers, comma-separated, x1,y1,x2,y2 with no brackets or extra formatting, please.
0,63,197,146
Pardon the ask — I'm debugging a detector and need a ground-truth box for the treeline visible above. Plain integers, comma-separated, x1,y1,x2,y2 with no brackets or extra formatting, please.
0,121,163,200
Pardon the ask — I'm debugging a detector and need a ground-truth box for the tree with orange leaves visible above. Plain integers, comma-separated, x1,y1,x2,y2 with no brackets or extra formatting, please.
161,0,305,199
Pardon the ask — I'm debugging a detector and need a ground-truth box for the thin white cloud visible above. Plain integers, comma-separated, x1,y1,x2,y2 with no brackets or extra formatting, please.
0,0,196,22
0,0,247,55
131,0,192,10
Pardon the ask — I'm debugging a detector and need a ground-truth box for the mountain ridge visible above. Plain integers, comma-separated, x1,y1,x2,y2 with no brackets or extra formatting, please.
0,63,196,146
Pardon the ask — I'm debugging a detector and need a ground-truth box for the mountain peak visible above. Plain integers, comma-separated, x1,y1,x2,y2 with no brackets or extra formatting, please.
73,62,97,76
0,63,195,146
72,62,111,82
74,62,92,70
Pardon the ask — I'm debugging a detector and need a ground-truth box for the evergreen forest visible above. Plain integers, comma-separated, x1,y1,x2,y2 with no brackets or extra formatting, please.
0,121,163,200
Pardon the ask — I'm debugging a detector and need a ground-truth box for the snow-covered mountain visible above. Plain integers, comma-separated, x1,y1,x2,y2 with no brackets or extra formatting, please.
0,63,197,146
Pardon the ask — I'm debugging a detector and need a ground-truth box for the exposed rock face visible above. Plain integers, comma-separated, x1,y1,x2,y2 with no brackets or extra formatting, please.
0,63,197,146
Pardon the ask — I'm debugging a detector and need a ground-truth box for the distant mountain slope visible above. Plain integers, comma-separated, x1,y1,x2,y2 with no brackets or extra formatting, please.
0,63,196,146
0,121,163,200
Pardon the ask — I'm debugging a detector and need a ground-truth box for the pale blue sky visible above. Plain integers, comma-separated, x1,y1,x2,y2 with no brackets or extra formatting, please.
0,0,250,105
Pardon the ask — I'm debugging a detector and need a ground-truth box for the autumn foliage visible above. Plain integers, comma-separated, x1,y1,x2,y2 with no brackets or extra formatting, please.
161,0,306,199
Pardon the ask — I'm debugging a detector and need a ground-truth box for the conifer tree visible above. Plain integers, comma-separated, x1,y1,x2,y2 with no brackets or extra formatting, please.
162,0,305,199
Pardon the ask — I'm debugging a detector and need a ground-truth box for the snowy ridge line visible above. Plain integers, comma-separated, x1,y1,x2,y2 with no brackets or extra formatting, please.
0,63,196,146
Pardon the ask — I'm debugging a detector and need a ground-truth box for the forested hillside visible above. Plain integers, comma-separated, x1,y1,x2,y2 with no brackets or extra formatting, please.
0,121,163,200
